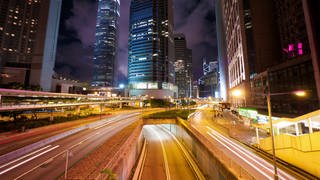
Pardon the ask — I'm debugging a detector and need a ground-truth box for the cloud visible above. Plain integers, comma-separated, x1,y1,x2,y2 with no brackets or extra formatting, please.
174,0,217,79
117,1,131,83
65,0,98,47
55,42,94,82
56,0,217,83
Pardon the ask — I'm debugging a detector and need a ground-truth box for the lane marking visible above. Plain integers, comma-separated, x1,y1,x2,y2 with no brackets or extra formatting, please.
14,113,141,179
132,139,147,180
0,145,60,175
159,126,206,180
0,145,52,169
206,127,293,180
151,126,171,180
207,132,272,179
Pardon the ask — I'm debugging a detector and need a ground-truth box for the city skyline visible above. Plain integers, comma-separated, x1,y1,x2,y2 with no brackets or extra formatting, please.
1,0,320,179
91,0,120,87
55,0,217,84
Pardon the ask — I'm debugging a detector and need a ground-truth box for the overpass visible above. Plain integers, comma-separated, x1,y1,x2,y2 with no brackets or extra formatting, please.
0,88,142,112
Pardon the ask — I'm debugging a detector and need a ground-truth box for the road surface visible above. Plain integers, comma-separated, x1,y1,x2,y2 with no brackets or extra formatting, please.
191,109,295,180
0,112,140,180
136,125,205,180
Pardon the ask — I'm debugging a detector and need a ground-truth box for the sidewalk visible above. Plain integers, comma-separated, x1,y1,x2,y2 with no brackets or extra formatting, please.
212,110,267,145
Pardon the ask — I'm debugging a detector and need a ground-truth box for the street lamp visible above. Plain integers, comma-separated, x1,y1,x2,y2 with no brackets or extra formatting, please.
266,88,307,180
231,89,242,97
231,89,246,107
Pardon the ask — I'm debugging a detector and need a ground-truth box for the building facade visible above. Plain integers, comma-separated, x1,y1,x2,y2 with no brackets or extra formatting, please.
215,0,228,101
262,0,320,116
198,59,219,98
128,0,176,98
174,33,192,98
0,0,62,91
220,0,282,107
92,0,120,87
245,0,320,116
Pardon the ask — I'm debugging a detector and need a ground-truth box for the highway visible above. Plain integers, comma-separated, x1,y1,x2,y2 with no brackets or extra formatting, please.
191,109,296,180
0,112,140,180
134,125,205,180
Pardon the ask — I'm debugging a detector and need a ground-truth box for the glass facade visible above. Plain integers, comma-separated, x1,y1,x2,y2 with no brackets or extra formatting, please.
128,0,175,94
92,0,120,87
174,34,192,98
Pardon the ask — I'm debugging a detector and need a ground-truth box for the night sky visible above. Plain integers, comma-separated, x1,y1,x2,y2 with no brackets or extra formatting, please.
55,0,217,84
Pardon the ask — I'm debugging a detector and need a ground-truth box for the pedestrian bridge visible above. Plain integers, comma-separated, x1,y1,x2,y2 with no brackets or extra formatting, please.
255,109,320,177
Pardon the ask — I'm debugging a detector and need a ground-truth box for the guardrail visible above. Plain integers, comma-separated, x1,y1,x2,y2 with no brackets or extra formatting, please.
0,100,137,112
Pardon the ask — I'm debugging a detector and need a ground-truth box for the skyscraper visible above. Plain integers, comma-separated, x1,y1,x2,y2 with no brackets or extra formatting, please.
174,34,192,98
128,0,176,98
0,0,62,91
215,0,228,101
92,0,120,87
198,58,219,98
219,0,320,116
220,0,281,107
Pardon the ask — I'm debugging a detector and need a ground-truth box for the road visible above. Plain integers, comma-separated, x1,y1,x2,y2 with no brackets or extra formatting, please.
0,112,140,180
190,108,295,180
135,125,205,180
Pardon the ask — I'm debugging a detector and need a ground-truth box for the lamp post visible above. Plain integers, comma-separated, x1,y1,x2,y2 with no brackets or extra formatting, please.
266,86,278,180
232,88,306,180
266,88,306,180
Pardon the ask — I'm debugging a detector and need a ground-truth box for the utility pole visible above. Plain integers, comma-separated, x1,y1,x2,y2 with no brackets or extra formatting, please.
65,150,69,179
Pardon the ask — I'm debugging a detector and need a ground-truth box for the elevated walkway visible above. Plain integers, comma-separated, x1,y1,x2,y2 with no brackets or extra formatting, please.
256,109,320,177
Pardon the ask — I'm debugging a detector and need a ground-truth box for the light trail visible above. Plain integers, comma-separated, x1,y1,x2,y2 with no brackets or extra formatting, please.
0,145,60,175
0,145,52,169
207,132,272,179
12,113,140,179
206,126,295,180
151,126,171,180
159,126,206,180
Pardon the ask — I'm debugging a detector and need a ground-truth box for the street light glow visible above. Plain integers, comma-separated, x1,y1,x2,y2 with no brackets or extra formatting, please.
232,89,243,97
294,90,306,97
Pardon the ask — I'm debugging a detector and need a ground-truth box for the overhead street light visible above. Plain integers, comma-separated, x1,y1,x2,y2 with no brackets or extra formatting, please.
231,89,243,97
266,87,306,180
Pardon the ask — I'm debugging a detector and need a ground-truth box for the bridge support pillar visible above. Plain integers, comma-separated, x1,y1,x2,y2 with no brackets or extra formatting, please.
50,111,54,121
255,127,260,146
119,102,122,109
76,106,81,115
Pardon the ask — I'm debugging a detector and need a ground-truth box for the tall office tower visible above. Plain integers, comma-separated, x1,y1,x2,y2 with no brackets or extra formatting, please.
128,0,176,98
92,0,120,87
260,0,320,115
0,0,62,91
198,58,219,98
220,0,281,107
174,34,192,98
202,57,217,76
215,0,228,101
303,0,320,103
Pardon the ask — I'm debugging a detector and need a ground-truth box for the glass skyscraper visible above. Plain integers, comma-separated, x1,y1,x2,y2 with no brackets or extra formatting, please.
128,0,176,98
92,0,120,87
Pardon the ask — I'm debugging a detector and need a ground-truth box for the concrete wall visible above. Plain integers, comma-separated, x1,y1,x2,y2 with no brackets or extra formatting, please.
260,132,320,176
161,122,239,180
